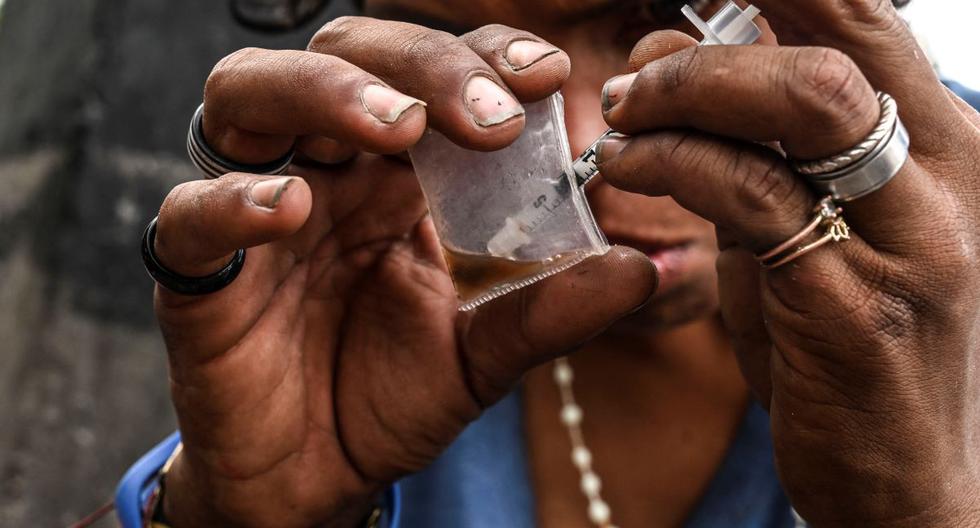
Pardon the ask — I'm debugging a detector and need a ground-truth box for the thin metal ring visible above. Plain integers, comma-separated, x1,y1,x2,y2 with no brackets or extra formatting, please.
186,103,294,179
140,216,246,295
806,116,910,202
792,92,896,176
755,196,851,270
791,91,910,202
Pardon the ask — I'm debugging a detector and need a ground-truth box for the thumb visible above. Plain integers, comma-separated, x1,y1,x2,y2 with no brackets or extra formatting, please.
155,174,311,277
459,246,657,406
628,30,699,73
152,173,312,363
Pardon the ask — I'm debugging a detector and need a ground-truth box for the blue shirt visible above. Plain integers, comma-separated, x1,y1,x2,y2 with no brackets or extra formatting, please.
397,393,794,528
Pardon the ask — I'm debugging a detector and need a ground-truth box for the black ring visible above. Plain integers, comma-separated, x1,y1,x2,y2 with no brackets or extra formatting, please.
140,216,246,296
187,104,294,178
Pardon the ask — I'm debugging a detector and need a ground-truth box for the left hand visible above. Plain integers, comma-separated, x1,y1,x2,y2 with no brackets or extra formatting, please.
595,2,980,526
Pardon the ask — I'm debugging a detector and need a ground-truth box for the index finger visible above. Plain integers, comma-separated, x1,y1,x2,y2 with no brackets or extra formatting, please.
751,0,961,154
203,48,428,161
311,17,560,151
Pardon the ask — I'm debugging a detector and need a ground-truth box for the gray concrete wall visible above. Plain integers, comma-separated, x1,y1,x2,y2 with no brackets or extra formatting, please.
0,1,353,524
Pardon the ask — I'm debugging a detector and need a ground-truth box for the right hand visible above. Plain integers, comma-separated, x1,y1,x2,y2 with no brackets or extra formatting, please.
154,17,657,527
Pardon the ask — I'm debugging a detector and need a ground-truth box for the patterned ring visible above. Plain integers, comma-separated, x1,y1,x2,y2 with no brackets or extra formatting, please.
186,103,294,179
792,92,897,176
755,196,851,270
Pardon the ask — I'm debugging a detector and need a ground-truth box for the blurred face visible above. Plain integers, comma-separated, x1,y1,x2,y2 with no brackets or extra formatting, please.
368,0,723,331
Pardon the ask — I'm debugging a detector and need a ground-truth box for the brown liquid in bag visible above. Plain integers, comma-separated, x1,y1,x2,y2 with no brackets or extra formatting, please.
442,247,582,303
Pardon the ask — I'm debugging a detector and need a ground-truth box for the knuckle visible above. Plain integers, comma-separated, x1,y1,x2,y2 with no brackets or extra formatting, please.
158,180,222,254
156,182,196,254
279,52,334,94
646,132,706,191
856,263,921,346
868,290,919,344
399,27,466,67
769,258,917,353
159,181,194,221
653,46,704,94
661,131,714,171
731,152,802,215
470,23,513,36
212,47,260,74
461,23,526,51
462,350,512,409
835,0,896,24
658,131,695,166
814,257,920,352
206,47,261,100
308,15,360,51
788,47,873,136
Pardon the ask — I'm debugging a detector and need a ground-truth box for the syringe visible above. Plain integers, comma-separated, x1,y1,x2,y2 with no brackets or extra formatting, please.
487,1,763,257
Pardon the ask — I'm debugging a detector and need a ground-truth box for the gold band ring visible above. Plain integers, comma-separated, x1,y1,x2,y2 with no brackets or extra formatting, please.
755,197,851,270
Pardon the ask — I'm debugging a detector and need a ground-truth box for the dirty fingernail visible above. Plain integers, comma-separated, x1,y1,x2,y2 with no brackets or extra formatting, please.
464,76,524,127
601,73,638,112
597,133,630,164
505,40,560,71
249,177,293,209
362,84,426,124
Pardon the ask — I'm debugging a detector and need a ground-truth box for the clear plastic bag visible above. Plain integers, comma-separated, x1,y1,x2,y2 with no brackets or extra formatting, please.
409,93,608,311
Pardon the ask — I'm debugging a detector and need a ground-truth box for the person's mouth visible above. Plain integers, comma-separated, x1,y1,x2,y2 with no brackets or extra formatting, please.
605,235,698,293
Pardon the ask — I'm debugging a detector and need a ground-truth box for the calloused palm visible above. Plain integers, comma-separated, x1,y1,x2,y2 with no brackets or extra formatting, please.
154,154,655,526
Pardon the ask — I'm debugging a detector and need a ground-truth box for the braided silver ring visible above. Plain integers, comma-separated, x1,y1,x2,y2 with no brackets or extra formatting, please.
792,92,897,176
790,91,910,202
186,103,295,179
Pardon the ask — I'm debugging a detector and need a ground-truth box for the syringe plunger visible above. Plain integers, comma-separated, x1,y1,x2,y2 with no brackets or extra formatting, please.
682,1,762,46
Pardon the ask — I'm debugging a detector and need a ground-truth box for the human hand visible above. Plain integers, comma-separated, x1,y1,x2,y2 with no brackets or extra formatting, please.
596,3,980,526
153,18,656,528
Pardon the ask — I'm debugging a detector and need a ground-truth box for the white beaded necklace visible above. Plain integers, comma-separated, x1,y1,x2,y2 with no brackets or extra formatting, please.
554,356,811,528
552,357,618,528
549,5,755,523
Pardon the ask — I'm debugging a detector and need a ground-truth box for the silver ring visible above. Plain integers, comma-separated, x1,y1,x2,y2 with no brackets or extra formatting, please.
186,103,294,179
791,92,910,202
793,92,897,176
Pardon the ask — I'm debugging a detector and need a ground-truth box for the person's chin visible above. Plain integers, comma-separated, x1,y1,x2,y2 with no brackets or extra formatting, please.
611,242,721,334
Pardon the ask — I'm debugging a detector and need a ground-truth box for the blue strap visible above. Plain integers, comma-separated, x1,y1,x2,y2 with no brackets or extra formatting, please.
116,431,400,527
385,482,402,527
115,431,182,528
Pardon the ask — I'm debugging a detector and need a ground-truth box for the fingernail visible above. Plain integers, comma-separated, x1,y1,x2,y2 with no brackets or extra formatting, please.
596,133,630,164
601,73,638,112
361,84,426,124
505,40,560,71
249,177,292,209
464,76,524,127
